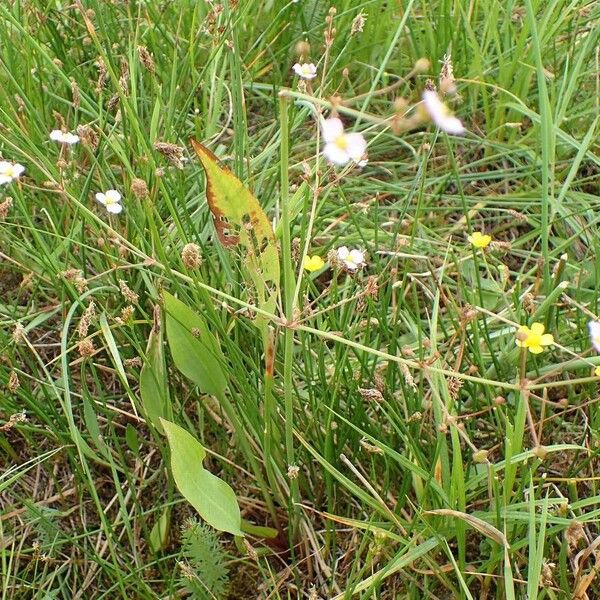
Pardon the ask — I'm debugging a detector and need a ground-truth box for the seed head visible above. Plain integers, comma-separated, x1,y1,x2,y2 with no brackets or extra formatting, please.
295,40,310,58
7,371,20,392
137,46,155,73
119,280,139,304
153,141,185,169
78,338,95,357
181,243,202,269
0,197,13,219
131,178,149,199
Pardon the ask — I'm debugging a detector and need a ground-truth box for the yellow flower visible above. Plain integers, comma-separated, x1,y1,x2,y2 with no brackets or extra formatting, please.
303,255,325,272
595,366,600,377
468,231,492,249
515,322,554,354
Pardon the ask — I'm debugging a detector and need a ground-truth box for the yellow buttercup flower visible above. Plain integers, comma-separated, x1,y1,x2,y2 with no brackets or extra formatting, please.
595,366,600,377
468,231,492,249
303,255,325,272
515,322,554,354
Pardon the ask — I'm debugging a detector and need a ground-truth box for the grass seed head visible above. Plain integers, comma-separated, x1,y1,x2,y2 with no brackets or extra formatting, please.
0,197,13,219
7,371,20,392
119,280,139,304
181,243,202,269
137,45,155,73
131,178,149,199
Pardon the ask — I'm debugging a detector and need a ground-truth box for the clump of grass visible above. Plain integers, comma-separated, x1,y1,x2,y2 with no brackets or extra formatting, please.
1,0,600,598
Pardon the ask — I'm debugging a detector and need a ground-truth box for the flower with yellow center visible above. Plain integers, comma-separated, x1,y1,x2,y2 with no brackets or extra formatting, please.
96,189,123,214
468,231,492,249
515,322,554,354
337,246,366,272
322,117,367,166
303,255,325,272
0,161,25,185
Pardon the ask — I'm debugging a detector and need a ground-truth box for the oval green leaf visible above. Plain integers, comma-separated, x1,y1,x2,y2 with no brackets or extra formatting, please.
161,419,242,537
163,292,227,398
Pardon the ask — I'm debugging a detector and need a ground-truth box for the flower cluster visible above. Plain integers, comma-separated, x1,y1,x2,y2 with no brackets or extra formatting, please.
303,247,367,274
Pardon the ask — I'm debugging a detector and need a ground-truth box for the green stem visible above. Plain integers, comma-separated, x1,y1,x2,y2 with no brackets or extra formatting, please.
279,96,300,525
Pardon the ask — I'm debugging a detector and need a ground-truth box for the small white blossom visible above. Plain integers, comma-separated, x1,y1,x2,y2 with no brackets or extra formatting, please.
292,63,317,80
50,130,80,145
337,246,366,271
422,90,464,135
0,161,25,185
589,321,600,353
96,189,123,214
322,118,367,166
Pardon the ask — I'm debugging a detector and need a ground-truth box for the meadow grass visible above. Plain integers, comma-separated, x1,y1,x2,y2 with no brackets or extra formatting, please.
1,0,600,598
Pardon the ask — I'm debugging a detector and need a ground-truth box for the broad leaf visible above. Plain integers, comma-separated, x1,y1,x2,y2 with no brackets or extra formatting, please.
190,140,280,328
140,305,172,432
160,419,243,536
163,292,227,399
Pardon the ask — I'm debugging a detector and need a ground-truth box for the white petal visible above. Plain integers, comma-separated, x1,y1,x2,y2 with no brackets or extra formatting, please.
12,164,25,177
106,203,123,214
590,321,600,352
292,63,308,77
422,90,464,135
337,246,350,260
343,259,359,271
95,193,107,205
438,116,465,135
349,249,365,265
50,130,64,141
64,133,80,145
105,189,121,203
322,118,344,143
0,161,12,173
0,175,11,185
344,133,367,161
323,142,350,165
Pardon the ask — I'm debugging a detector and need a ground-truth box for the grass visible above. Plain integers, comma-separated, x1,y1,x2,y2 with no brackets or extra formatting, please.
1,0,600,597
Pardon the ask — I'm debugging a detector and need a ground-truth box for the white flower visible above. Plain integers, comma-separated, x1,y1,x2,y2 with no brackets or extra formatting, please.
0,161,25,185
292,63,317,80
589,321,600,353
322,118,367,166
50,130,80,145
422,90,464,135
96,189,123,214
337,246,366,271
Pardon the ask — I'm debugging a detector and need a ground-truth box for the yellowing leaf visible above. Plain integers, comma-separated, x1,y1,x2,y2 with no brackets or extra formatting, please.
425,509,509,548
160,419,243,536
190,140,280,322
